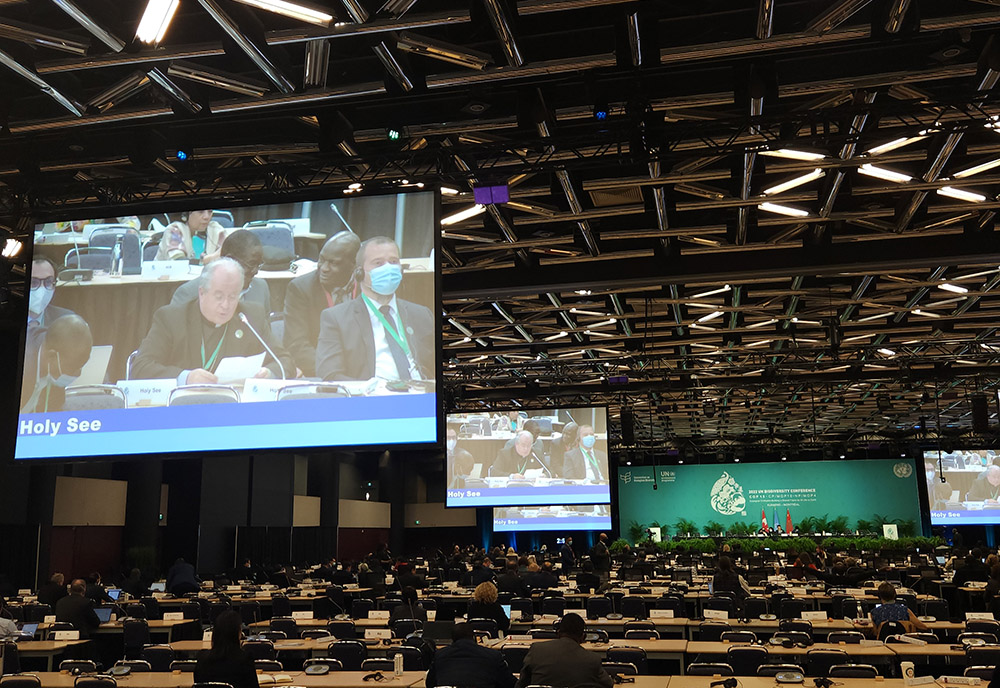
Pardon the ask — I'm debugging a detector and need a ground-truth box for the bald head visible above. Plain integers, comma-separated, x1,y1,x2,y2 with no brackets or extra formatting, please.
514,431,533,457
199,258,244,325
987,466,1000,487
318,231,361,291
45,314,92,376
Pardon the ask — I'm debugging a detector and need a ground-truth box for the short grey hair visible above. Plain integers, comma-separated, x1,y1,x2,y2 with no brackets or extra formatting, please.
200,257,244,290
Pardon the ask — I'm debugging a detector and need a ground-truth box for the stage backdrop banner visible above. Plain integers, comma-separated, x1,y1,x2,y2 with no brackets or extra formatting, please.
617,459,920,533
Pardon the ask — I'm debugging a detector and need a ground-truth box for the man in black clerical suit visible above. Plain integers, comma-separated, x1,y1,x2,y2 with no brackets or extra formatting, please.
562,425,608,481
316,236,433,381
493,431,552,478
426,623,515,688
132,258,292,383
283,231,360,377
55,579,101,638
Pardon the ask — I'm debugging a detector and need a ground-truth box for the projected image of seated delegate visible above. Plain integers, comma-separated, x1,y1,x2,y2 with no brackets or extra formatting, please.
445,406,611,506
925,449,1000,524
17,191,439,460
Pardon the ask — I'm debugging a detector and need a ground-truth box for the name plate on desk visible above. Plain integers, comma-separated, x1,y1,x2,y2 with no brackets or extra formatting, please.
54,630,80,640
44,615,56,623
802,611,828,621
202,631,213,642
291,611,314,620
385,576,395,586
508,610,519,620
443,581,459,590
365,629,391,640
242,378,303,403
846,588,866,597
17,589,31,596
152,593,167,599
427,611,437,621
704,609,729,620
860,639,884,646
368,611,390,620
117,379,176,407
650,609,675,619
344,584,359,590
789,587,807,596
163,612,185,621
967,612,996,620
141,260,191,279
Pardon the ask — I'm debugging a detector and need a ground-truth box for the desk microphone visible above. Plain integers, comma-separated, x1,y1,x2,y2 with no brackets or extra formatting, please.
532,452,553,478
326,588,351,621
239,313,286,380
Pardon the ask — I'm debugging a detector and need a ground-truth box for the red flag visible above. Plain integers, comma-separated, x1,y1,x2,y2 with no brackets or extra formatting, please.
786,508,793,532
761,508,768,531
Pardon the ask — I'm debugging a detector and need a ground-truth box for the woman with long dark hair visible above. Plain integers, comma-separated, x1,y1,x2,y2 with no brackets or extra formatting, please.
194,610,259,688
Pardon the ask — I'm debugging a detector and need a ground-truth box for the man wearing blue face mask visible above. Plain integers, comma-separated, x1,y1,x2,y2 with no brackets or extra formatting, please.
20,314,93,413
562,425,608,482
27,257,75,336
316,236,433,382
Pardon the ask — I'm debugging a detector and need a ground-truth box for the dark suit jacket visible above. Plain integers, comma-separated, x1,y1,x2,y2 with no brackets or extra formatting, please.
389,602,427,623
468,600,510,632
36,581,68,608
560,544,575,569
562,447,608,481
132,299,292,381
316,296,433,381
471,566,496,587
54,594,101,638
427,638,515,688
493,446,550,478
518,637,613,688
496,572,527,597
194,650,260,688
283,271,348,377
449,448,476,486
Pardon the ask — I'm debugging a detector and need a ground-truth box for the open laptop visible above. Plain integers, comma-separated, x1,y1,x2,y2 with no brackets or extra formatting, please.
502,604,511,618
150,582,166,593
75,345,114,386
95,607,113,623
17,622,38,639
936,555,947,565
106,588,122,602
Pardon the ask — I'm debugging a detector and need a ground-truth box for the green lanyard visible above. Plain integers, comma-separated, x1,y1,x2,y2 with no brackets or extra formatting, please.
362,294,411,357
201,324,228,371
584,449,600,471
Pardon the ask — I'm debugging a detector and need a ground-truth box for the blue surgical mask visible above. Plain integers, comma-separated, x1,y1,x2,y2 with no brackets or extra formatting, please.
369,262,402,296
29,286,54,317
49,351,78,388
581,434,596,449
446,439,457,453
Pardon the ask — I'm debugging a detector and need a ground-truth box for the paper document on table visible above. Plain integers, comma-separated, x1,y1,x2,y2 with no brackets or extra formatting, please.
214,353,265,383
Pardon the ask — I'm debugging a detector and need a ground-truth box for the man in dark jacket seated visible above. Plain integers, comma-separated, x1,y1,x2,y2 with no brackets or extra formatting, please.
426,622,515,688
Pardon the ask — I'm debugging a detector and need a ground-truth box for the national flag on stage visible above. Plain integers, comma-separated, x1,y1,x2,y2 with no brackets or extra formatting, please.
786,508,793,533
761,508,768,531
773,508,778,532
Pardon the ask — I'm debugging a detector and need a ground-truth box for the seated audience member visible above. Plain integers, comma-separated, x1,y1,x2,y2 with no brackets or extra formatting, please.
867,582,928,634
37,573,68,607
55,579,101,638
969,468,1000,504
562,425,608,481
20,314,93,414
468,581,510,632
166,558,201,596
157,209,225,261
316,236,434,381
576,561,601,594
713,556,750,599
471,558,496,586
497,563,527,597
85,572,113,604
525,562,559,591
955,549,991,586
390,586,427,623
170,230,271,312
395,563,425,590
120,568,146,599
426,622,515,688
194,610,259,688
807,559,871,588
0,597,19,638
925,462,954,509
283,231,360,376
493,431,551,478
986,564,1000,597
549,422,579,475
518,612,612,688
132,258,292,383
447,427,476,487
502,419,544,456
26,256,74,337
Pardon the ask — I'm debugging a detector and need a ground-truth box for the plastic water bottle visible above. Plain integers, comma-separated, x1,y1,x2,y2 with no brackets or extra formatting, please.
111,237,123,277
393,652,403,677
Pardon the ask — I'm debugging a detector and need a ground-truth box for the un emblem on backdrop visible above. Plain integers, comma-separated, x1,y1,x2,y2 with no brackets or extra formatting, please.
710,471,747,515
893,462,913,478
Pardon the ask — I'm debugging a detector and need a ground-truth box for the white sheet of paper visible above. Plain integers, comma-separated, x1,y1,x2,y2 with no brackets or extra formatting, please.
214,353,265,383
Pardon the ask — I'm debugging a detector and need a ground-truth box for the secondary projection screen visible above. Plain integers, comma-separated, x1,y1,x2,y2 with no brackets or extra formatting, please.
925,449,1000,525
617,459,921,535
446,406,610,507
16,190,439,460
494,504,612,532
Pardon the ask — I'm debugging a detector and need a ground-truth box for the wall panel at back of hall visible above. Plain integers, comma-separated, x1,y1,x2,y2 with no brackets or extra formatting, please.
338,528,389,562
49,526,123,581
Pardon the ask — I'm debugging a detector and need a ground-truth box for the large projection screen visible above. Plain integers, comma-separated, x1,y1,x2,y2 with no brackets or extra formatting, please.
493,504,612,532
925,449,1000,525
618,459,921,534
16,190,439,460
446,407,610,507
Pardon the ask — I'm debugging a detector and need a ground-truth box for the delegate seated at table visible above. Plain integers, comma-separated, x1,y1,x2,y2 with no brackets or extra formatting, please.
283,231,359,377
21,314,93,414
492,431,554,479
316,236,433,382
967,466,1000,504
561,424,608,482
170,230,271,313
132,258,292,384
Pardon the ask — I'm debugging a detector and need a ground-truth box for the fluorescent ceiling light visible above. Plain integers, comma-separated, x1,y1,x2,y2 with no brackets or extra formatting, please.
746,318,777,329
2,238,22,258
760,149,825,161
440,187,460,195
745,339,773,348
858,163,912,183
938,283,969,294
763,168,825,196
937,186,987,203
690,285,730,299
136,0,180,44
696,310,724,323
690,323,716,331
440,205,485,225
954,157,1000,178
864,136,925,156
543,331,568,341
912,308,940,318
232,0,333,25
877,348,896,356
758,202,810,217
